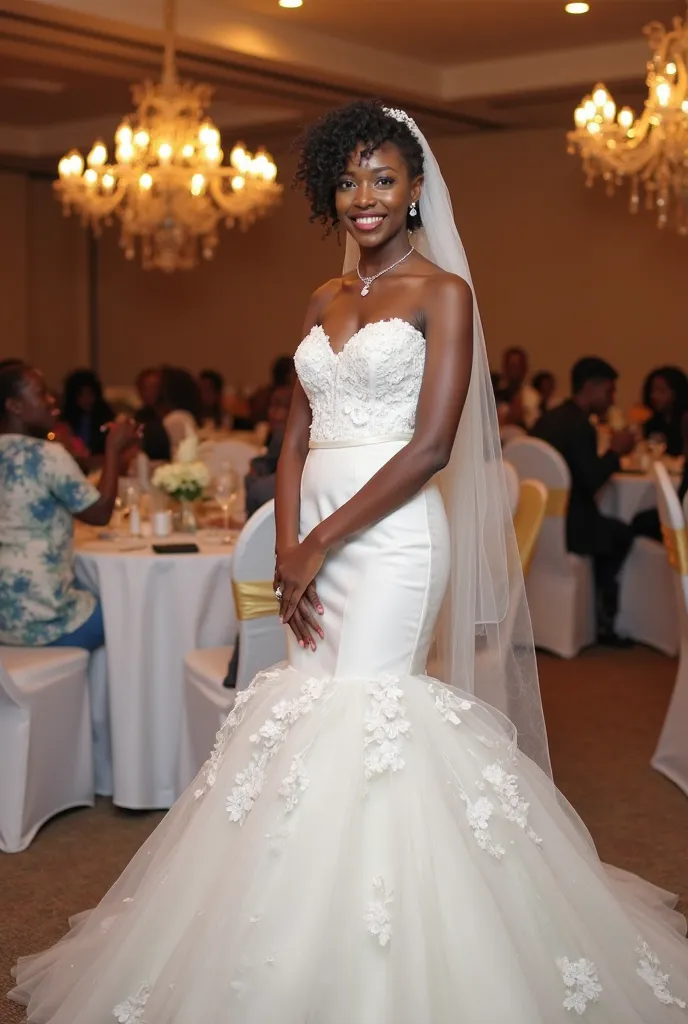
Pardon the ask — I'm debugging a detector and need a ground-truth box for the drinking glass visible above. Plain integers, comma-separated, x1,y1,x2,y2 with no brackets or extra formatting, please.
214,465,238,544
646,433,667,462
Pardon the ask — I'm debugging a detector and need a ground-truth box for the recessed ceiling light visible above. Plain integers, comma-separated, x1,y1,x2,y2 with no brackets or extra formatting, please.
565,2,590,12
279,0,303,7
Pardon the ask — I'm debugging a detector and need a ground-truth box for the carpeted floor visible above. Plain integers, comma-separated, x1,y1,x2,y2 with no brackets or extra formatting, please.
1,646,687,1022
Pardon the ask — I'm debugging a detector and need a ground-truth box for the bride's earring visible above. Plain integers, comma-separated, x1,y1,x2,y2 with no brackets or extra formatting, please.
409,201,418,218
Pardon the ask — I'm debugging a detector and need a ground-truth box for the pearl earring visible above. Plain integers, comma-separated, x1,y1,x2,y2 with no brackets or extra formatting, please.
409,201,418,218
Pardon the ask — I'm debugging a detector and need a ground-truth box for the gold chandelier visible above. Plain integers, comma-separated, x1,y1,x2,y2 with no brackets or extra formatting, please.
54,0,282,271
568,4,688,235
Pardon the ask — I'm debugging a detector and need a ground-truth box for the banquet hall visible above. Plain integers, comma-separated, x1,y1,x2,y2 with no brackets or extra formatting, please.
2,0,688,1017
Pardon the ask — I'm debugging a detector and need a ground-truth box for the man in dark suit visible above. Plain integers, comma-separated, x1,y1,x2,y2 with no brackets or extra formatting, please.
532,357,635,646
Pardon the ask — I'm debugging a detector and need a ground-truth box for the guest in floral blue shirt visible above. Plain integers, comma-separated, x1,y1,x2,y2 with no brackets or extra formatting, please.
0,364,138,649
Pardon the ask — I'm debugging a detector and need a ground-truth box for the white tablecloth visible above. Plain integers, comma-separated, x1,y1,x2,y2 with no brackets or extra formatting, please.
75,533,236,809
598,471,681,524
598,473,658,524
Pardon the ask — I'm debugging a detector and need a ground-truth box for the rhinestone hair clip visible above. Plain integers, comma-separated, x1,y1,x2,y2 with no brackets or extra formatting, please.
383,106,421,140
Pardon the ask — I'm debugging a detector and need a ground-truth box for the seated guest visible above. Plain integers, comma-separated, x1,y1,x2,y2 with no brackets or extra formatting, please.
640,365,688,457
61,368,115,457
249,355,296,427
157,366,203,454
496,347,541,430
532,371,558,418
633,411,688,541
245,383,293,518
198,369,231,431
135,367,162,423
134,367,170,462
532,357,636,646
0,364,138,649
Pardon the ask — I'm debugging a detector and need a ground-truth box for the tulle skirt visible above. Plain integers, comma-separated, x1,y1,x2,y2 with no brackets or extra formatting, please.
9,441,688,1022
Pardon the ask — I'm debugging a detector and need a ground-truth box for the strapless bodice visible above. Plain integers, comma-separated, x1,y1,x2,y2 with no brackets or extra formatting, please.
294,318,426,444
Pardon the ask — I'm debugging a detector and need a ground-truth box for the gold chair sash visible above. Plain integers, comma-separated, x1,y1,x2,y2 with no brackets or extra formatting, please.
661,526,688,576
545,488,569,518
232,579,277,621
514,481,548,577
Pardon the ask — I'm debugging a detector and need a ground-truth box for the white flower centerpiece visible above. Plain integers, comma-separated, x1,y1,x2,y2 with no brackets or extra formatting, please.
152,433,211,533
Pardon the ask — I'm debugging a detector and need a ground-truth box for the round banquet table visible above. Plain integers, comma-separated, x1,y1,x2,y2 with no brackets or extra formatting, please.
598,472,658,524
598,468,682,524
75,531,236,809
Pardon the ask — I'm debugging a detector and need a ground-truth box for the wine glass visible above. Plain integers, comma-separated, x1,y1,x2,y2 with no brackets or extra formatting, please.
646,432,667,462
213,465,238,544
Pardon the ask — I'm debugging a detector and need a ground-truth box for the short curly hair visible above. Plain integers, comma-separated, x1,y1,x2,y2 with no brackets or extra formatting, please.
294,99,424,233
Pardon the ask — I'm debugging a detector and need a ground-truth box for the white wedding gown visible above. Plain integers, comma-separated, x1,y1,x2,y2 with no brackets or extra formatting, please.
10,319,688,1023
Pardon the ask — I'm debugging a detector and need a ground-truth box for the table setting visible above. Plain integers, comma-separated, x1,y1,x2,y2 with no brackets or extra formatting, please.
72,435,247,809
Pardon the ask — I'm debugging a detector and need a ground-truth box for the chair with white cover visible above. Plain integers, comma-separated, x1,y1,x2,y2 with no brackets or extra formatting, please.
650,464,688,796
503,460,520,516
0,646,93,853
503,437,595,658
178,500,286,791
617,485,679,656
198,439,258,481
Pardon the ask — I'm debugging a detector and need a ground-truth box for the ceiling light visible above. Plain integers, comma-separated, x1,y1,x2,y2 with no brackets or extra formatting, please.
279,0,303,7
565,2,590,13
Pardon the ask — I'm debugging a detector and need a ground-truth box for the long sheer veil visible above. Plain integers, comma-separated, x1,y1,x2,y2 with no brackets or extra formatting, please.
344,111,552,778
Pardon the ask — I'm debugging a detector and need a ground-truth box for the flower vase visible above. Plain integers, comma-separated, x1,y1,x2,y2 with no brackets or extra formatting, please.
178,499,197,534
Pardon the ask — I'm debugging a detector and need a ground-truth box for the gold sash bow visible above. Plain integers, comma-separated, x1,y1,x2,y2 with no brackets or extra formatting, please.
232,579,278,621
661,526,688,575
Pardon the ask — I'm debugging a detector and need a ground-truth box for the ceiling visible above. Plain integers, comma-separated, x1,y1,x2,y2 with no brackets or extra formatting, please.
238,0,686,64
0,0,683,163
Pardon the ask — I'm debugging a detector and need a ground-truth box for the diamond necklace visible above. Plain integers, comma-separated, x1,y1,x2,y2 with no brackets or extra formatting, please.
356,246,414,297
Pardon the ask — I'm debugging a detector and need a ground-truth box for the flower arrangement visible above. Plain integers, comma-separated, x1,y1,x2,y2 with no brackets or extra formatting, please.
152,434,211,503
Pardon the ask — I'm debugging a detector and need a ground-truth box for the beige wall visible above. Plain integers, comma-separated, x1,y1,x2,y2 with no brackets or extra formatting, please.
0,170,89,381
3,127,686,408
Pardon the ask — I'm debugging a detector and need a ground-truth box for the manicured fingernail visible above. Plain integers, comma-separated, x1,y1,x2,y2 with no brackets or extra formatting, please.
298,640,304,647
318,605,324,613
279,617,283,624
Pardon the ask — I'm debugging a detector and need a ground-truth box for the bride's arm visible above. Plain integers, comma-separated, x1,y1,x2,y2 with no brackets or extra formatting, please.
278,273,473,623
274,282,337,645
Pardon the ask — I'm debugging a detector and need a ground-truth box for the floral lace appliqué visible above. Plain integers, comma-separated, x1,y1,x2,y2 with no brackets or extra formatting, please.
461,793,505,860
112,982,150,1023
428,683,472,725
364,677,410,780
364,876,394,947
278,752,310,813
294,320,425,444
477,762,542,847
226,678,328,824
193,671,279,799
556,957,602,1015
636,941,687,1008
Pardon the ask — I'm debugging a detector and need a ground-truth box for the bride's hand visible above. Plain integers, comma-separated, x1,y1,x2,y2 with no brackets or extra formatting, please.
276,534,326,631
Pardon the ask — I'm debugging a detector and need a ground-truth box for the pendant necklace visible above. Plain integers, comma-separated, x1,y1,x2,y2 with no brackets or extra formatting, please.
356,246,414,297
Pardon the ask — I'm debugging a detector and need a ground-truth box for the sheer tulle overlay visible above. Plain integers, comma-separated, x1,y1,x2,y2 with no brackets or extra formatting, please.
10,364,688,1023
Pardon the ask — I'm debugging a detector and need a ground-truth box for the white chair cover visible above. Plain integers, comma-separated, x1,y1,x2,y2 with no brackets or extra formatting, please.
502,460,520,516
198,439,258,480
0,646,93,853
503,437,595,658
179,501,287,789
651,464,688,796
617,540,679,657
499,424,526,446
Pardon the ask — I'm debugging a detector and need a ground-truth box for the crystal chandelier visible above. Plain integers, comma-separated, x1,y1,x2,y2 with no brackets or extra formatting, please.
54,0,282,271
568,4,688,235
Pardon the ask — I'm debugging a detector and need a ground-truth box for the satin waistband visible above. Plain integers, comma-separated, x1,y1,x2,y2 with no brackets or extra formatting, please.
309,433,413,450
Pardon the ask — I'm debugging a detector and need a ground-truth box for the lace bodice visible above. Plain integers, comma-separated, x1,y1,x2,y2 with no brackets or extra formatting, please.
294,319,426,443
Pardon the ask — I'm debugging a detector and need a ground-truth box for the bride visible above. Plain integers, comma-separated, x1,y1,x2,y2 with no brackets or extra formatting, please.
9,100,688,1023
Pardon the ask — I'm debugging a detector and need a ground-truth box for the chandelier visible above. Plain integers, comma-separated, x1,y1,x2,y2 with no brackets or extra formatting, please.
567,4,688,235
54,0,282,271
